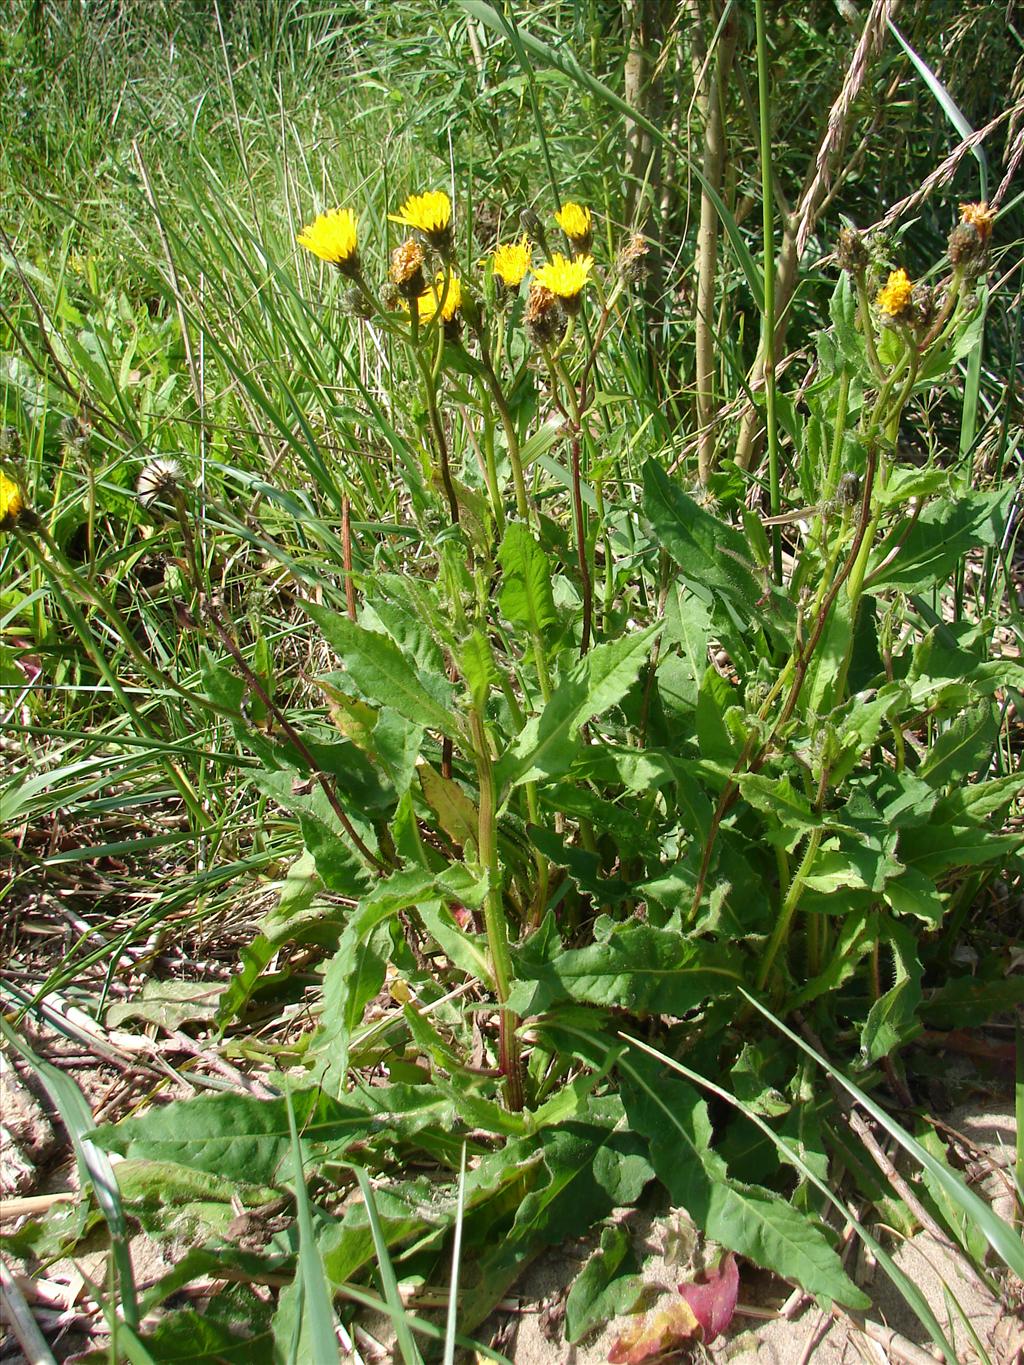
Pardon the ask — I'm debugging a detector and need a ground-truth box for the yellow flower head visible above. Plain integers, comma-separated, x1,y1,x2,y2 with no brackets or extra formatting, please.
296,207,361,276
0,471,26,532
493,236,532,288
959,201,995,243
554,201,592,253
404,270,462,323
389,190,453,251
534,253,594,312
876,267,913,320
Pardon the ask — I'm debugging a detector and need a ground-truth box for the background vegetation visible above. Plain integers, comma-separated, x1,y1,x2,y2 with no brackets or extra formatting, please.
1,1,1022,1361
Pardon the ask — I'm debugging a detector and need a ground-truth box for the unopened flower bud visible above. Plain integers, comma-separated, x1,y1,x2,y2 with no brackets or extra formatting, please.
836,226,868,274
618,233,650,285
524,283,565,348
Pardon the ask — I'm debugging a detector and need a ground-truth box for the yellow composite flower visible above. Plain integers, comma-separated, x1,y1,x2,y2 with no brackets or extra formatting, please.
405,270,462,323
554,201,592,251
492,236,532,288
0,471,26,532
959,201,995,243
296,207,361,274
876,267,913,319
534,252,594,304
389,190,453,250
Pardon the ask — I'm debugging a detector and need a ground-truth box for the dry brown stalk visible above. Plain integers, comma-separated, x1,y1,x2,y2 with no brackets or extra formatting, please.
734,0,902,472
694,3,738,485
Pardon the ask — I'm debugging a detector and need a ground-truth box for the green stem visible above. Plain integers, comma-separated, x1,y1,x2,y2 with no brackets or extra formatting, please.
756,825,825,994
477,330,529,521
754,0,781,584
470,707,523,1111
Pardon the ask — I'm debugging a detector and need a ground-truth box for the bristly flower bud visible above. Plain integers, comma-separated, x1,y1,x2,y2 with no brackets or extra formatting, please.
389,239,426,299
519,207,550,257
618,233,650,285
837,472,861,508
947,216,989,278
524,283,565,348
836,225,868,274
911,282,936,330
341,285,373,320
958,201,994,244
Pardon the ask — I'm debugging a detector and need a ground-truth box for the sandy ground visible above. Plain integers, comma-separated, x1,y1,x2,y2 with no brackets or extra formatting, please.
2,1052,1021,1365
491,1107,1021,1365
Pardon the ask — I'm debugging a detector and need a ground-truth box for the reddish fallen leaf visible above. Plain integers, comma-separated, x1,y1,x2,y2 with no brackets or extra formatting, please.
607,1298,699,1364
10,638,41,685
677,1251,739,1344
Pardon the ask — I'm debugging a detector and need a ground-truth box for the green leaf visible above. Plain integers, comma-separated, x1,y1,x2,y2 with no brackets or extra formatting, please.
507,922,742,1016
915,1126,989,1266
860,917,923,1062
923,973,1024,1029
139,1308,275,1363
917,703,998,788
418,763,478,852
90,1085,454,1186
316,869,436,1091
511,1101,654,1248
899,824,1024,878
883,869,945,926
695,665,740,767
619,1055,868,1307
737,775,822,851
643,461,763,616
866,487,1013,593
217,853,341,1029
786,912,877,1011
285,1088,339,1364
106,979,220,1032
932,773,1024,825
565,1223,644,1344
496,624,660,790
460,629,499,710
498,522,558,635
301,602,461,738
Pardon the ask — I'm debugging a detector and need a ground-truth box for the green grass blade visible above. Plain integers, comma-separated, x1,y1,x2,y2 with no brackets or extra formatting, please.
739,989,1024,1278
352,1166,425,1365
0,1017,140,1330
442,1142,468,1365
887,19,988,198
285,1086,340,1363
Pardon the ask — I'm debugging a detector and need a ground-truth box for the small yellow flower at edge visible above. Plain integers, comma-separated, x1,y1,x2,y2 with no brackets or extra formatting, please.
554,201,592,252
296,207,361,275
0,471,26,532
493,236,532,288
389,190,453,251
876,267,913,320
534,252,594,307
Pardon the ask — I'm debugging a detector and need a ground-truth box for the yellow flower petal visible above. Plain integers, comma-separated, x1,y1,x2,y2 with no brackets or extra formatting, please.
296,207,360,271
533,252,593,301
493,236,532,287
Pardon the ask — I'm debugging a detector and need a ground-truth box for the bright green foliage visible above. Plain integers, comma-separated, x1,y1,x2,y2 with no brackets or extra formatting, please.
3,1,1023,1359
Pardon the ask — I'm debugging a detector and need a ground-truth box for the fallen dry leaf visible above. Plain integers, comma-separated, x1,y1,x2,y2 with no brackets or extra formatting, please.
677,1251,739,1344
607,1298,700,1363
